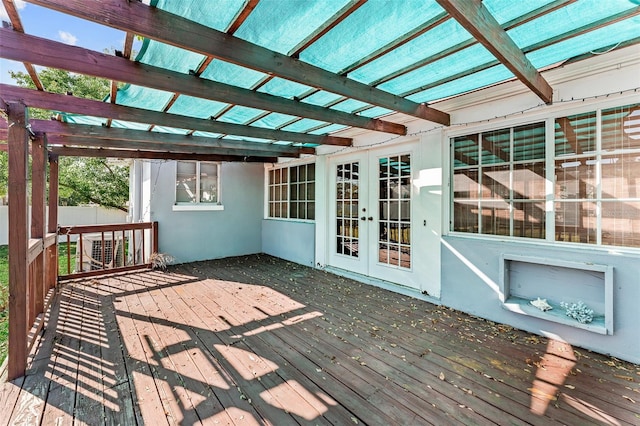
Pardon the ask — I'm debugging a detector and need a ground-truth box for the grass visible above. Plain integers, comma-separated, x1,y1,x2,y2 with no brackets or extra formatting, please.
0,245,8,366
0,243,75,365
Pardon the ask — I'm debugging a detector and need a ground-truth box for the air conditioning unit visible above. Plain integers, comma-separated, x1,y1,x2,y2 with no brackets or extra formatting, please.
75,232,127,272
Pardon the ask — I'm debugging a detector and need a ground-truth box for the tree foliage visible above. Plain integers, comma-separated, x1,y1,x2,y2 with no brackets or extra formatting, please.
9,68,110,119
58,157,129,212
2,68,129,211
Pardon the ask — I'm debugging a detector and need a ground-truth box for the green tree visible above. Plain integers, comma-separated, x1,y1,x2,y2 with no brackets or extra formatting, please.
2,68,129,211
58,157,129,212
9,68,110,118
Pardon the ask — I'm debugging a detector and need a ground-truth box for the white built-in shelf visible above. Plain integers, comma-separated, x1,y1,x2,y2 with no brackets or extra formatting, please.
502,296,607,335
500,254,613,335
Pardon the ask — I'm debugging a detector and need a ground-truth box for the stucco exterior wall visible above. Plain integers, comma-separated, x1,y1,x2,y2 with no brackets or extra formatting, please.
262,219,315,267
143,161,264,264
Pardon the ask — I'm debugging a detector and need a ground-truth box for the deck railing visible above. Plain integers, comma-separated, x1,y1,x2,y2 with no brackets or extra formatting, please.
22,233,58,356
57,221,159,281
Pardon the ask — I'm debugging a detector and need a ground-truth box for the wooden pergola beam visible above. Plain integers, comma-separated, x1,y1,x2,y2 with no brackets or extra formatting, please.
31,119,312,157
0,29,404,136
1,0,44,91
44,134,292,158
49,146,277,163
435,0,553,104
25,0,451,126
225,0,259,36
399,8,640,100
372,0,575,87
288,0,366,58
0,84,351,146
106,31,135,127
337,11,450,76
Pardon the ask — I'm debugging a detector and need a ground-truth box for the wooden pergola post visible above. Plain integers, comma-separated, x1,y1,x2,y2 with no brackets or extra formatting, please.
7,101,30,381
31,134,47,319
47,153,59,289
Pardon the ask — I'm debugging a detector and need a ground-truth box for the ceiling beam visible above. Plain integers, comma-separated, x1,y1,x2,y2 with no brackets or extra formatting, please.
288,0,366,58
211,0,365,138
337,11,450,76
226,0,259,35
49,146,277,163
0,84,351,146
24,0,450,126
1,0,44,90
0,29,404,136
44,134,289,158
435,0,553,104
372,0,575,87
148,0,259,134
31,119,310,157
400,7,640,99
106,31,135,127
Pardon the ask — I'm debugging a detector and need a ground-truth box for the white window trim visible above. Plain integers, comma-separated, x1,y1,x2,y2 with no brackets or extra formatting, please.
265,160,316,222
445,99,640,253
172,204,224,212
174,161,223,211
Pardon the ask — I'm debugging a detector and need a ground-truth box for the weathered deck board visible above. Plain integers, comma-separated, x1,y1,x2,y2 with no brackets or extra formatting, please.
2,254,639,425
259,267,585,425
171,274,389,425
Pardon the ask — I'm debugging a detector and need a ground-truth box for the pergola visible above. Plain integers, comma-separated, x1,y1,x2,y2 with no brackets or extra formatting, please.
1,0,638,381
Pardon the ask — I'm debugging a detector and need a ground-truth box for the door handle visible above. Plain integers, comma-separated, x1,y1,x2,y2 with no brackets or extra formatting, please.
368,216,373,221
360,216,367,221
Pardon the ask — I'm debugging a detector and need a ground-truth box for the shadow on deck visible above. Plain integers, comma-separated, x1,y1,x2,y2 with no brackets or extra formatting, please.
1,254,638,425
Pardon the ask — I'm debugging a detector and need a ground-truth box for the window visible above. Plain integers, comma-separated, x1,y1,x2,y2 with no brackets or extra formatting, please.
555,103,640,248
451,102,640,249
452,122,546,238
267,163,315,220
175,161,220,204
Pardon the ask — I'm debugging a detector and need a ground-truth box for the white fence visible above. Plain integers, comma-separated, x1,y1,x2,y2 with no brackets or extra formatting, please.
0,206,128,245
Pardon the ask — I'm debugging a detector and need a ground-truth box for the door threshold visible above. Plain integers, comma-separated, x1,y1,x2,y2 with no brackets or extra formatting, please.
322,265,441,306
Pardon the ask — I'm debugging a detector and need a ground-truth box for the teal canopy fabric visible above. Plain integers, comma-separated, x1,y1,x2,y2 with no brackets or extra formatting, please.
63,0,639,147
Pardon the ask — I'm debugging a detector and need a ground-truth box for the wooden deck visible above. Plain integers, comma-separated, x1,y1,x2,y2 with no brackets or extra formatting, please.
1,254,638,425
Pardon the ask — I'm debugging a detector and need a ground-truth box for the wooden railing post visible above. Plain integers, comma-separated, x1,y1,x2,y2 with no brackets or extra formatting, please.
31,134,47,321
152,221,159,254
48,153,59,288
7,101,30,381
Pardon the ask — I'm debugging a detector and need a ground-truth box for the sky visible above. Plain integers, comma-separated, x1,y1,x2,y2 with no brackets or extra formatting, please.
0,0,143,85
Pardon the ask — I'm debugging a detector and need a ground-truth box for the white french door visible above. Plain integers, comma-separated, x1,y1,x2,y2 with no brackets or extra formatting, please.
328,146,419,289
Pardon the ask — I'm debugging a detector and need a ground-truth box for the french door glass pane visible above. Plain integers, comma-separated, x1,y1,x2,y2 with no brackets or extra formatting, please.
378,155,410,269
336,162,359,257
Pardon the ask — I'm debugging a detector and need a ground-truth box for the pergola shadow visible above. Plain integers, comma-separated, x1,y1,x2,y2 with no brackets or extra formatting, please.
2,255,639,425
5,268,340,424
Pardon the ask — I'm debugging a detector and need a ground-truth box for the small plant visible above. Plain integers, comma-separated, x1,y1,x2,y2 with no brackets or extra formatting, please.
560,300,594,324
149,252,175,271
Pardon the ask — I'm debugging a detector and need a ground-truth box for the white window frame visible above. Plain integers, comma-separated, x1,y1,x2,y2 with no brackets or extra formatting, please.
265,161,316,222
446,99,640,252
173,161,223,211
